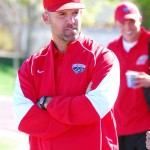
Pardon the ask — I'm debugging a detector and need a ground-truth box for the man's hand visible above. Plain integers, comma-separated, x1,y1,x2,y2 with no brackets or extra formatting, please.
44,97,53,108
135,72,150,88
146,131,150,150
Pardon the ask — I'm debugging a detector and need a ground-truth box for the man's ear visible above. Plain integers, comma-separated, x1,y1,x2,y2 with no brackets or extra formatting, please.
42,12,49,25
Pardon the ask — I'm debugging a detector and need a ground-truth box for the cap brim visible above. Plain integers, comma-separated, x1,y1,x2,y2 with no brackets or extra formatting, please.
47,2,85,12
118,14,140,23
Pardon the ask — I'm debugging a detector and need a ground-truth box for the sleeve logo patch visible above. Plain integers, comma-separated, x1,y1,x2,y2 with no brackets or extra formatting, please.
136,55,148,65
72,64,86,74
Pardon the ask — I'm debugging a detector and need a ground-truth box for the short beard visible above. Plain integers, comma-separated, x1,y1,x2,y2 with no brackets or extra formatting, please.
60,23,80,43
61,31,80,43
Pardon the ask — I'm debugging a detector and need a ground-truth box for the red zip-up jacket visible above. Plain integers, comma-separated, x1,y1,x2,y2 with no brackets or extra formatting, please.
14,34,120,150
108,27,150,135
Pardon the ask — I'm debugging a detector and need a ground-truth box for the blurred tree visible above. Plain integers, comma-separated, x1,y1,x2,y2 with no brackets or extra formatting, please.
0,0,23,69
0,28,13,51
82,0,120,27
133,0,150,30
21,0,41,58
0,0,41,69
82,0,102,26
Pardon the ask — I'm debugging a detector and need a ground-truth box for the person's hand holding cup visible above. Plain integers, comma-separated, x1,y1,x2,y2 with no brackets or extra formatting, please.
125,70,139,88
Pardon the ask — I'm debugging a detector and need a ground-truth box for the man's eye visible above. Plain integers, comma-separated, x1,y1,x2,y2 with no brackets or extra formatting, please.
59,13,65,16
73,10,79,15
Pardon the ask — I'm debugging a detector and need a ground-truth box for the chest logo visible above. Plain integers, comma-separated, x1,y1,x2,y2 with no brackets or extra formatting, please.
72,64,86,74
37,70,44,73
136,55,148,65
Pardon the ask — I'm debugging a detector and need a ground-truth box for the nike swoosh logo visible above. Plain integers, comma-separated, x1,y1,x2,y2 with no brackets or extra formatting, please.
37,70,44,73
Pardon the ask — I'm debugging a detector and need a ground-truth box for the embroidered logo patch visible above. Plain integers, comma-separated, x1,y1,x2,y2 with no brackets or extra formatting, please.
72,64,86,74
37,70,44,73
123,6,130,13
136,55,148,65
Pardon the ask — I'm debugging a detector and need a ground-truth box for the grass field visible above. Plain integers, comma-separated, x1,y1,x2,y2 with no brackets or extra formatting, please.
0,137,18,150
0,64,20,149
0,64,16,149
0,64,17,96
0,62,30,150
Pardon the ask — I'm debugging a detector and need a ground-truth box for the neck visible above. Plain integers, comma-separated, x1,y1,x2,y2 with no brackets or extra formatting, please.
52,38,69,54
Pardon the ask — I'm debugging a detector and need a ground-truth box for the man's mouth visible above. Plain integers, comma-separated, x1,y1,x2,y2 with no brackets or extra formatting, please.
126,31,133,35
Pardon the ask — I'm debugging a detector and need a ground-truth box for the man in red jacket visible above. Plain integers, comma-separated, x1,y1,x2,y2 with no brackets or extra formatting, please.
13,0,120,149
107,1,150,150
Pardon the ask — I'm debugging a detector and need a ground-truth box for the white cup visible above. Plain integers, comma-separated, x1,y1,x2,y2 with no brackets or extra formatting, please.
125,70,139,88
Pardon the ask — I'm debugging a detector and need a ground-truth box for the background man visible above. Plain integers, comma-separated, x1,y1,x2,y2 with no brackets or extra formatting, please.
108,1,150,150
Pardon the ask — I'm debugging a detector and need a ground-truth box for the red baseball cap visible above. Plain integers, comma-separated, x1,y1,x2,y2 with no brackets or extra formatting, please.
43,0,85,12
115,2,141,23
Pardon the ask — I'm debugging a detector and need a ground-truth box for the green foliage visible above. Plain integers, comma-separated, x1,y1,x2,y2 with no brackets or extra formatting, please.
0,28,13,51
20,0,41,6
133,0,150,30
20,0,29,5
82,0,120,27
81,0,102,26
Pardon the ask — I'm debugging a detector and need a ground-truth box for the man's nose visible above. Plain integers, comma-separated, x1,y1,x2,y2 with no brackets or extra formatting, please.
66,15,75,23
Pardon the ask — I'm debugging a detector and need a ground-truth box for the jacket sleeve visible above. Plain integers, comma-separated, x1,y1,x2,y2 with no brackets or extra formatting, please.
46,48,120,125
13,60,72,139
